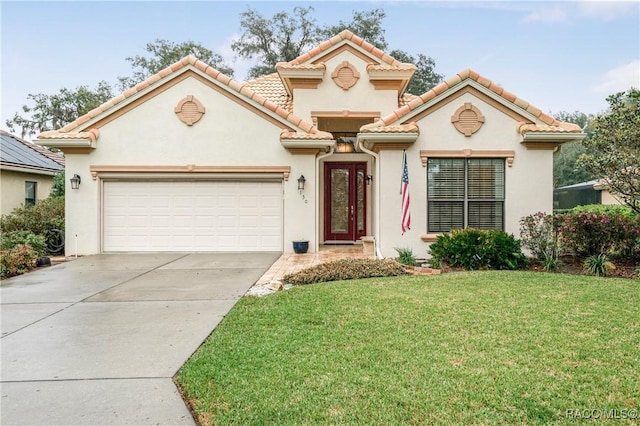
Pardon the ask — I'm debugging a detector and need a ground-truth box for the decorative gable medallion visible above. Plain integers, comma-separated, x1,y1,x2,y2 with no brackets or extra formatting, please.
332,61,360,90
451,102,485,137
175,95,205,126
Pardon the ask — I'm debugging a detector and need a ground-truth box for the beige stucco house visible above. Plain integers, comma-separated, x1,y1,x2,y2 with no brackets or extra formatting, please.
37,31,585,257
1,130,64,215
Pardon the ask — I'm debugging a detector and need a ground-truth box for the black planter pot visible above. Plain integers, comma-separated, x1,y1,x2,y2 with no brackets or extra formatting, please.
292,240,309,254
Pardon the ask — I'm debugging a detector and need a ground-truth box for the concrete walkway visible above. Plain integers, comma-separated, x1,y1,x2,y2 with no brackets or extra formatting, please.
0,252,279,425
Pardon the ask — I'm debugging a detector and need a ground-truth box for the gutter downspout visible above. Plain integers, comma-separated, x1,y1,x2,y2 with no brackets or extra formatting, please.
315,148,335,252
356,138,383,259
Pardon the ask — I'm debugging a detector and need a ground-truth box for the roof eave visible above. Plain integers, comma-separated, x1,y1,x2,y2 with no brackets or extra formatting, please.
0,162,60,176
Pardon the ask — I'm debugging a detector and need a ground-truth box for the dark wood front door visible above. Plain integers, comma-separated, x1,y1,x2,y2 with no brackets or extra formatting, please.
324,162,367,242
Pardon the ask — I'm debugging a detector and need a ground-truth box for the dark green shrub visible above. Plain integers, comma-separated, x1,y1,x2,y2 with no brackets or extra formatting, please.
429,228,527,271
0,231,46,256
0,244,38,278
394,247,417,266
283,258,407,285
0,196,64,235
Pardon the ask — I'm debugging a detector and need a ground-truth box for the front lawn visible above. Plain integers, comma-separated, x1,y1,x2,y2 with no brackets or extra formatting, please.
178,272,639,425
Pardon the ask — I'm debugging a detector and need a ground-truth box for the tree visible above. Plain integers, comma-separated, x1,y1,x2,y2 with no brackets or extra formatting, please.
5,81,114,139
232,6,443,92
232,6,322,79
50,170,65,198
118,39,234,90
551,110,595,188
389,50,443,95
579,89,640,213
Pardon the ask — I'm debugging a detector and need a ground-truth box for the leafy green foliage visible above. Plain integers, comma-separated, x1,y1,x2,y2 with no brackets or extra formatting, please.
579,89,640,213
389,50,443,95
283,258,407,285
320,8,388,50
429,228,527,270
0,196,64,236
5,81,114,139
583,254,615,276
552,111,594,188
0,231,46,256
118,39,233,90
394,247,417,266
0,244,38,278
50,170,65,198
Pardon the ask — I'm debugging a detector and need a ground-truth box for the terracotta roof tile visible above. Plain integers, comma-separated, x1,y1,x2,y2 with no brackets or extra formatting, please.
280,130,334,140
371,68,577,132
360,122,419,134
39,128,100,142
518,122,582,135
275,63,326,71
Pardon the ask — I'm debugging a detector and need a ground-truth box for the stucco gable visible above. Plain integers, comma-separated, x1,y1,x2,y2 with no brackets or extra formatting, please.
366,68,583,137
37,55,326,145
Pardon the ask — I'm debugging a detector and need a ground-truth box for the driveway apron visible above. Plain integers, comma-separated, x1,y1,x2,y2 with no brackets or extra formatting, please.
1,252,280,425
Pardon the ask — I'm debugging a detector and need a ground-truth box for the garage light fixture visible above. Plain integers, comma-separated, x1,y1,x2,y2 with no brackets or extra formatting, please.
70,174,81,190
297,175,306,192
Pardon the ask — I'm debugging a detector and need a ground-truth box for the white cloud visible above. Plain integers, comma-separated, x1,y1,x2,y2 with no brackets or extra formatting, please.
523,4,569,23
577,1,638,21
593,60,640,93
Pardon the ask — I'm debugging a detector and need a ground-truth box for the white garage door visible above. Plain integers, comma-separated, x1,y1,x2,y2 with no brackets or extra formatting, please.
103,181,282,252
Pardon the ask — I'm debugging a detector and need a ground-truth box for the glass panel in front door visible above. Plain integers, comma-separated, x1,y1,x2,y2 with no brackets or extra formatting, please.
330,168,349,234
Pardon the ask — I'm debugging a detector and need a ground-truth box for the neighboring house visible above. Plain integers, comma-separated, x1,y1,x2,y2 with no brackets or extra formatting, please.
1,130,64,215
37,30,585,257
554,180,624,210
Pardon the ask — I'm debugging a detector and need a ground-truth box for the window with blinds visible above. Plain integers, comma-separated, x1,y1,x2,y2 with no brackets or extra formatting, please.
427,158,504,232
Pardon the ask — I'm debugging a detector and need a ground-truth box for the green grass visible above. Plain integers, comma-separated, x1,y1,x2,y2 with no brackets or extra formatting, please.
177,272,639,425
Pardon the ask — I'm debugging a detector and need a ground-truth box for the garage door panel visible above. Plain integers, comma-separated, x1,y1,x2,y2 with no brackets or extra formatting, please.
103,181,282,252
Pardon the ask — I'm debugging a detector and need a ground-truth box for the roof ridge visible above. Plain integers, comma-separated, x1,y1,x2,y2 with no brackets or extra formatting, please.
375,68,565,128
42,56,323,138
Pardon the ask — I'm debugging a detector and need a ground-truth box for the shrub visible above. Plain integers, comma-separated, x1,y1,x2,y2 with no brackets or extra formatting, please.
283,258,407,286
519,212,561,264
394,247,417,266
429,228,527,271
0,231,46,256
556,208,640,258
0,197,64,235
583,254,615,277
0,244,38,278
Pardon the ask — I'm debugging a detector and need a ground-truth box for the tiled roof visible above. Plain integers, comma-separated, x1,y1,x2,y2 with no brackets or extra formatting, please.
367,63,417,72
517,122,582,135
39,128,100,142
280,130,334,140
245,73,292,110
360,122,419,134
1,130,64,171
372,69,573,131
39,56,324,139
275,63,326,71
289,30,401,66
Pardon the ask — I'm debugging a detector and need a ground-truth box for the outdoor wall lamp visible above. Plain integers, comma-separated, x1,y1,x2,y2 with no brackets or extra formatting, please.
297,174,306,192
70,174,81,190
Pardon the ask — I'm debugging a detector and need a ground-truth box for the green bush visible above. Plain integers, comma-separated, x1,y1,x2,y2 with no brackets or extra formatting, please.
0,244,38,278
572,204,636,217
583,254,615,277
394,247,417,266
283,258,407,286
429,228,527,271
0,196,64,235
556,208,640,258
0,231,46,256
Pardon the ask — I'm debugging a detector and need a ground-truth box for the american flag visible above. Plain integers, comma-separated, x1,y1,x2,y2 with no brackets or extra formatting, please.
401,150,411,234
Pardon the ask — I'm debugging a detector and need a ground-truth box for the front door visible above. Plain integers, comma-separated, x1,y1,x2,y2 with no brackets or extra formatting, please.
324,162,367,242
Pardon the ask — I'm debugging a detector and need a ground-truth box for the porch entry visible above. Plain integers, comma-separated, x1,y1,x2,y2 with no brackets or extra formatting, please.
324,162,367,242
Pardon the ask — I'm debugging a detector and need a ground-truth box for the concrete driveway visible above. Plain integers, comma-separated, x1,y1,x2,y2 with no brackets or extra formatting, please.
1,252,280,425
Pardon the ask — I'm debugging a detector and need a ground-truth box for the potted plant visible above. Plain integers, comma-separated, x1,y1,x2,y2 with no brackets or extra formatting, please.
292,239,309,254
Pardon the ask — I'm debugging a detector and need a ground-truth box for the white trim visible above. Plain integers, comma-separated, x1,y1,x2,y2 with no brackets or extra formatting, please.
522,132,586,142
0,164,60,176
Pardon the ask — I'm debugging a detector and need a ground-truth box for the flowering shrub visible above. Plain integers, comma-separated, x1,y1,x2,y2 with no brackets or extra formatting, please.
555,207,640,258
0,244,38,278
520,212,560,265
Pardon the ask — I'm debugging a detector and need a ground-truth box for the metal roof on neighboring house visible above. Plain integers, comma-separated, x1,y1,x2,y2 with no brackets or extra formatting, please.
1,130,64,173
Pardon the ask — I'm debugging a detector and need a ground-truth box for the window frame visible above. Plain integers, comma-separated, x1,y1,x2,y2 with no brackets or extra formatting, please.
25,181,37,207
426,158,506,233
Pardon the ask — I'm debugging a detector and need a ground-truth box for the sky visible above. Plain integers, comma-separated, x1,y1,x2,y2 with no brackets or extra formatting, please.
1,0,639,138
